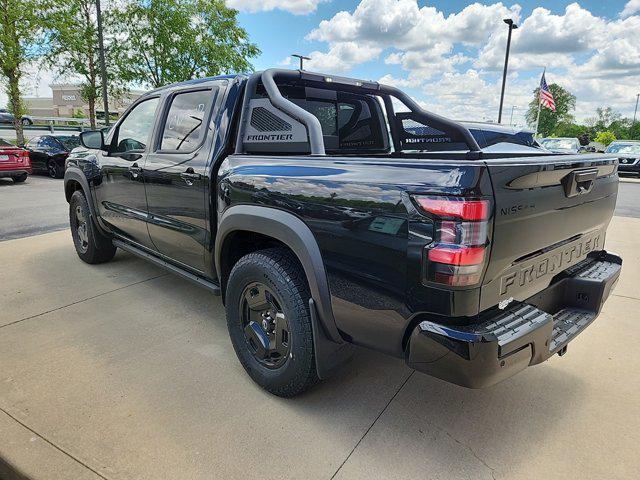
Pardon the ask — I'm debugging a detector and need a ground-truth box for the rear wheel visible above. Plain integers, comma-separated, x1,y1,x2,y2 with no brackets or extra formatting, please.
226,248,318,397
47,160,62,179
21,117,32,126
12,173,27,183
69,190,116,264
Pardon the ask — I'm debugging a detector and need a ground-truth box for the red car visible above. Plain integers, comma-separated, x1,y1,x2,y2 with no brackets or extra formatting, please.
0,138,31,182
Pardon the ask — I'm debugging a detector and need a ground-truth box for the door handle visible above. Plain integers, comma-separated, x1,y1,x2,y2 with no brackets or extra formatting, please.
180,168,201,186
129,163,142,179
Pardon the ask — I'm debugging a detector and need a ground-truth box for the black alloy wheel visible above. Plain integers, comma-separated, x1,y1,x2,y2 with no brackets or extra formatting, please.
68,190,116,264
240,282,291,369
74,203,89,254
225,248,319,397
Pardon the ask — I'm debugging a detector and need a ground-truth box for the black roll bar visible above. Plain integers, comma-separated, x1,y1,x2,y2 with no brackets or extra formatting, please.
235,68,482,158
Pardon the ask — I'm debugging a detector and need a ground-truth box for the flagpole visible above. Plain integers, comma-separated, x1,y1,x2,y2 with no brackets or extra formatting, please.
534,67,545,137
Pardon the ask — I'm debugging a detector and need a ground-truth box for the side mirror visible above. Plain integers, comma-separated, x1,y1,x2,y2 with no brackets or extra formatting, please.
80,130,106,150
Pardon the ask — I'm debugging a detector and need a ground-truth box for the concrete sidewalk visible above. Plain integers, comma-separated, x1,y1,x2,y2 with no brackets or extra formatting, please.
1,218,639,480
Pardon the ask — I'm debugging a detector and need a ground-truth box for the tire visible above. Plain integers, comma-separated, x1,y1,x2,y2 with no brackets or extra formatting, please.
69,190,116,264
12,173,27,183
226,248,319,397
47,160,62,179
21,117,32,126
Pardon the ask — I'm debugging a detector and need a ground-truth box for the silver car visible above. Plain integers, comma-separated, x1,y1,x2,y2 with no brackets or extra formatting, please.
538,137,581,154
605,141,640,177
0,108,33,126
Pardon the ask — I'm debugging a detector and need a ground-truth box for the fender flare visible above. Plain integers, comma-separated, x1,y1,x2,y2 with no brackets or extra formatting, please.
64,167,109,237
215,205,342,344
64,168,95,213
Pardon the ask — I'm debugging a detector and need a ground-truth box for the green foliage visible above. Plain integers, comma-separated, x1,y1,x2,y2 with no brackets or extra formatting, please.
524,83,638,143
554,122,587,139
526,83,576,136
44,0,124,128
68,108,86,126
111,0,260,88
0,0,45,144
594,131,616,147
586,107,622,130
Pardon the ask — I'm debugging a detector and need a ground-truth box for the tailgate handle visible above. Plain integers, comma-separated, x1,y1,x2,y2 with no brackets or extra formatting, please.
562,168,598,198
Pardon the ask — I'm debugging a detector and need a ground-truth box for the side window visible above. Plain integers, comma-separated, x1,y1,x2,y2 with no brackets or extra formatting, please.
160,89,216,151
336,97,385,150
306,101,337,137
112,98,159,154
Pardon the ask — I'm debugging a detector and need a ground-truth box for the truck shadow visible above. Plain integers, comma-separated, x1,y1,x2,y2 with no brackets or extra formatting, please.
2,249,587,479
142,269,584,477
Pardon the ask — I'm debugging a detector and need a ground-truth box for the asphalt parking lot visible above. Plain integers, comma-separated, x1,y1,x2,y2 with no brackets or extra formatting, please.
1,175,640,479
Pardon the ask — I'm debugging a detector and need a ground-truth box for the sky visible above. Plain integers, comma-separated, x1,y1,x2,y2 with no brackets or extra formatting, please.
5,1,640,126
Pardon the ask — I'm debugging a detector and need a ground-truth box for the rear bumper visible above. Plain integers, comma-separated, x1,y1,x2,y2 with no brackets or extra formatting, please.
0,169,30,177
405,251,621,388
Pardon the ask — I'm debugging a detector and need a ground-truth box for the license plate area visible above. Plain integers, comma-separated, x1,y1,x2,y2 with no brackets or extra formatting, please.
0,154,9,161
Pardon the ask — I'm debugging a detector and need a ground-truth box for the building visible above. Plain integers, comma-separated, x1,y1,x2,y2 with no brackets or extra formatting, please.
23,84,145,119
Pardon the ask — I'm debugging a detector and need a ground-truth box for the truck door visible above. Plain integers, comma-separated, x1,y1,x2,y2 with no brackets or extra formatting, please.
93,96,159,249
143,86,221,273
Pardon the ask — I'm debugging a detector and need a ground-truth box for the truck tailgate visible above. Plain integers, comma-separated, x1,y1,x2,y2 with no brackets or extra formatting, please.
480,154,619,311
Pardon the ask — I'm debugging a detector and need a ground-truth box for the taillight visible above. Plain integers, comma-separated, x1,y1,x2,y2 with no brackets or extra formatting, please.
414,195,490,287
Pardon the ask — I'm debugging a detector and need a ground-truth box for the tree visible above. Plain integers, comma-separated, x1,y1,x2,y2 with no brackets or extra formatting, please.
594,131,616,147
112,0,259,88
554,121,586,140
526,83,576,136
0,0,44,145
586,106,622,131
45,0,122,129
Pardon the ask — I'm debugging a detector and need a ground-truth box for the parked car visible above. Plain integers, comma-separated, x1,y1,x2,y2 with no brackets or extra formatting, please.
538,137,581,154
64,69,621,397
0,108,33,126
25,134,80,178
605,140,640,176
0,138,31,182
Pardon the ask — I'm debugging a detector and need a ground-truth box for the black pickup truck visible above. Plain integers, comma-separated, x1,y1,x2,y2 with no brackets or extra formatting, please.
64,69,622,397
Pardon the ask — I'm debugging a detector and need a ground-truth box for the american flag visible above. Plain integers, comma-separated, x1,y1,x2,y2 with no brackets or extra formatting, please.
539,72,556,111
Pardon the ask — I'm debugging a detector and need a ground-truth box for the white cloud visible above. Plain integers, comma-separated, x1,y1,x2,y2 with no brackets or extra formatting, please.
305,42,382,73
225,0,327,15
621,0,640,18
475,3,606,71
277,56,293,66
305,0,640,122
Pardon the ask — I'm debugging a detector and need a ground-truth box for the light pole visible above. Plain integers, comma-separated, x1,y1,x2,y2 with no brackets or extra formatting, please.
509,105,517,125
633,93,639,125
498,18,518,124
96,0,110,126
291,54,311,70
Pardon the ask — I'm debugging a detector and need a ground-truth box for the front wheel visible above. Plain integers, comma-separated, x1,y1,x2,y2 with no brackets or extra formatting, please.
21,117,32,126
12,173,27,183
226,248,319,397
69,190,116,264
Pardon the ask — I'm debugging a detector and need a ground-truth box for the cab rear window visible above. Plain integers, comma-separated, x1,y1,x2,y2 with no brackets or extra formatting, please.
257,85,389,154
